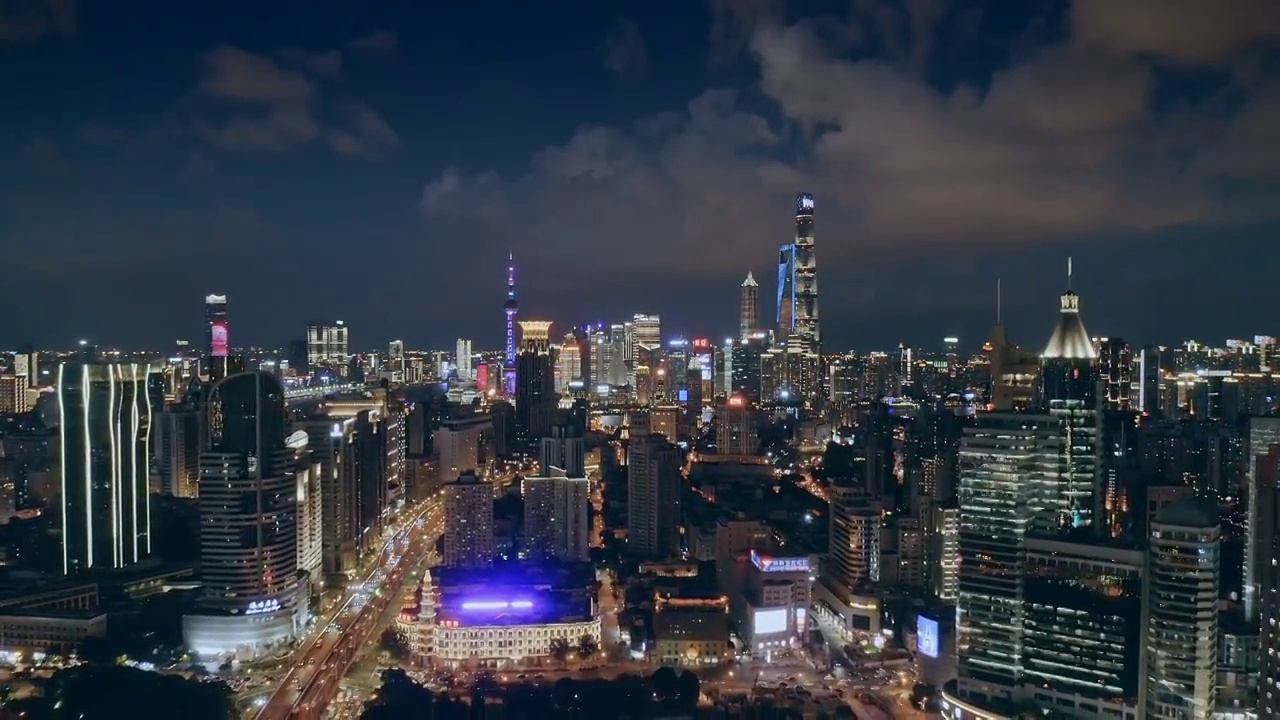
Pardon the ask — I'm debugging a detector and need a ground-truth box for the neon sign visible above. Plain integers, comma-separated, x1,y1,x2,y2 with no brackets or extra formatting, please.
245,599,281,615
460,600,534,611
750,550,809,573
210,320,228,357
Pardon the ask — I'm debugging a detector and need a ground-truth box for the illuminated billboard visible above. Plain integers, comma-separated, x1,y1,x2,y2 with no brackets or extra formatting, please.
754,608,787,635
210,319,229,357
917,615,939,659
750,549,810,574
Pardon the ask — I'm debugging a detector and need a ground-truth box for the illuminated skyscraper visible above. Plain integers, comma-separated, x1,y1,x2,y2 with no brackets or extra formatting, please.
555,331,581,393
57,359,161,574
306,321,349,372
1040,261,1101,531
516,321,555,442
740,271,759,341
205,294,228,358
444,472,494,568
776,244,795,340
183,371,302,658
1139,497,1220,719
792,193,819,350
455,338,472,381
503,254,519,396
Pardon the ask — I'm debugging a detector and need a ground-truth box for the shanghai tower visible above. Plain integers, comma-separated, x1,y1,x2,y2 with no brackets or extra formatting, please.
792,193,819,350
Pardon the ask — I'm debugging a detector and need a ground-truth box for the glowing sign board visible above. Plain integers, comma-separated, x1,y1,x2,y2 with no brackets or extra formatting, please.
750,549,810,573
245,599,281,616
917,615,940,659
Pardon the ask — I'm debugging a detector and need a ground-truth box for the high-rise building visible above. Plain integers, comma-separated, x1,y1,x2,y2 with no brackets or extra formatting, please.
443,472,493,568
1040,275,1102,532
954,413,1059,703
291,435,323,582
740,271,759,341
503,254,519,396
927,501,959,602
455,338,472,382
56,359,161,575
436,414,489,483
539,425,585,478
776,243,795,341
516,321,555,443
1243,417,1280,622
1096,337,1132,411
0,375,31,413
1134,344,1163,415
631,314,661,396
731,335,765,405
1257,444,1280,717
306,321,349,372
609,323,629,388
205,294,228,358
589,326,610,391
11,350,38,388
626,415,680,559
388,340,405,382
293,415,358,576
1139,496,1220,719
791,193,819,350
183,371,302,659
522,469,590,563
157,405,200,498
715,394,756,456
556,331,581,393
827,483,882,591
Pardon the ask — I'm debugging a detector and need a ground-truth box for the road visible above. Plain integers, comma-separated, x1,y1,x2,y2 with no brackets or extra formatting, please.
254,496,443,720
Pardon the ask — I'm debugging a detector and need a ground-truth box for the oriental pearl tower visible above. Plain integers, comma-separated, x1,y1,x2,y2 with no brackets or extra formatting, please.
503,253,518,396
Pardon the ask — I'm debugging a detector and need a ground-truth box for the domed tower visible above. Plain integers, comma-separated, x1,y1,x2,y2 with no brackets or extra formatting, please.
1039,259,1102,532
1041,258,1098,407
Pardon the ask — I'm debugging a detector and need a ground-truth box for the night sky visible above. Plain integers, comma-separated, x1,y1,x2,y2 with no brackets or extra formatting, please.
3,0,1278,353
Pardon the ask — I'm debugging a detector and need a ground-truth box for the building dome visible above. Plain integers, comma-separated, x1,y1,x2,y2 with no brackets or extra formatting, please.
1042,291,1095,360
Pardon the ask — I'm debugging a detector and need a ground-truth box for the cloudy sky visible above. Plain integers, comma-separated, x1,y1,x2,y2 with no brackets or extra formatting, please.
3,0,1278,352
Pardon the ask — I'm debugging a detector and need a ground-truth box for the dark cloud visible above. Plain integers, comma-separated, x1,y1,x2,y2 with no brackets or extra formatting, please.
325,101,401,157
602,18,649,77
422,0,1280,292
278,47,343,78
190,45,396,157
0,0,75,42
347,29,398,54
1070,0,1280,65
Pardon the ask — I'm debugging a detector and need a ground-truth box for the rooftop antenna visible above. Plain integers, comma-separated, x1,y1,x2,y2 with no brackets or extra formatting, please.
996,278,1002,325
1067,256,1073,291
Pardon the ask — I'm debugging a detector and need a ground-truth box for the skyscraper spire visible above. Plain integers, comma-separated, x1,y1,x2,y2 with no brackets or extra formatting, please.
740,271,759,340
503,254,519,396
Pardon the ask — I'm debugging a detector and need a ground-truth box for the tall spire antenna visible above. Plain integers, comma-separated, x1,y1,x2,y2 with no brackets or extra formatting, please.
996,278,1002,325
1067,256,1073,290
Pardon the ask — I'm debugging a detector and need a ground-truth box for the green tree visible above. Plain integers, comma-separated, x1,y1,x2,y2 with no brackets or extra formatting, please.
651,665,679,701
676,670,700,708
576,633,599,660
548,637,572,667
45,664,234,719
379,628,410,661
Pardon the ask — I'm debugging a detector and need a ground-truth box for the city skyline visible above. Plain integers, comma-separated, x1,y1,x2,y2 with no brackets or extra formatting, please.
3,1,1278,349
